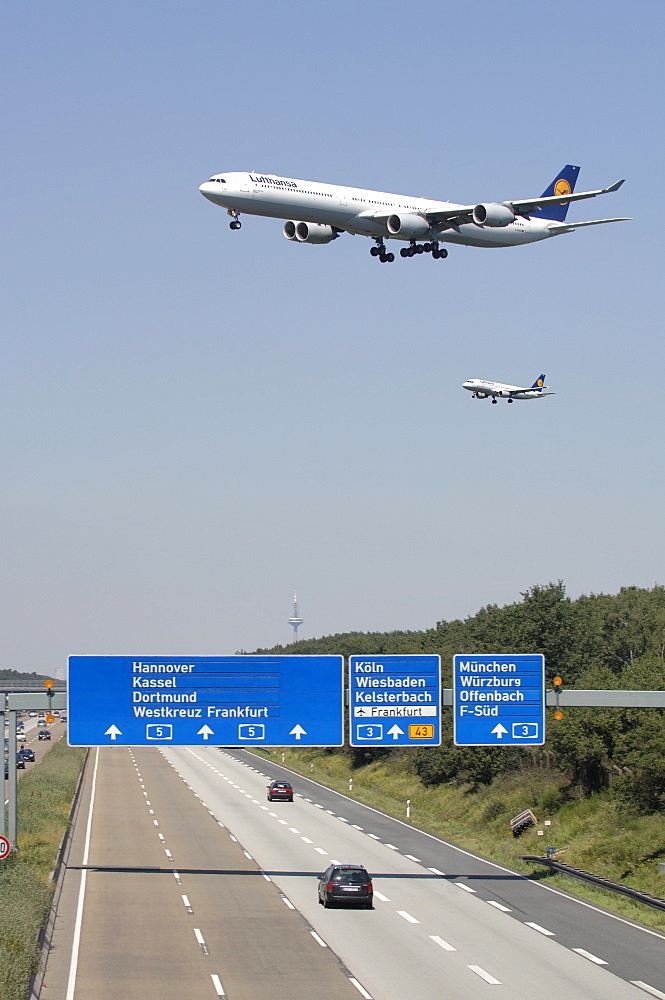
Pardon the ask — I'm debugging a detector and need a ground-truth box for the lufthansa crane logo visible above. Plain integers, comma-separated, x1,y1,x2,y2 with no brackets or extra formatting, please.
536,379,544,387
554,178,572,204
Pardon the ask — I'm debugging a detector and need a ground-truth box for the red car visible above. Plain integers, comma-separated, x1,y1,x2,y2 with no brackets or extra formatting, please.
267,780,293,802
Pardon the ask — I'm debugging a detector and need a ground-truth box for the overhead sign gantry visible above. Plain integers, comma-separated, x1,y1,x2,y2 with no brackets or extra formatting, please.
67,655,344,747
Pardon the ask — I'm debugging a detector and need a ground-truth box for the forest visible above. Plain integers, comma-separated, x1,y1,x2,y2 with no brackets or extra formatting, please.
257,583,665,814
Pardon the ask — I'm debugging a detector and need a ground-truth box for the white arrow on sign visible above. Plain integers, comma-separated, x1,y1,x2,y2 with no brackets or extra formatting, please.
197,725,214,741
105,725,122,741
491,724,508,740
388,724,404,740
289,724,307,740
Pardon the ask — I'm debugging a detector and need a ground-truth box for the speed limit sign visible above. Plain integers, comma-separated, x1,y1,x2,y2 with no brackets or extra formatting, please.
0,836,11,861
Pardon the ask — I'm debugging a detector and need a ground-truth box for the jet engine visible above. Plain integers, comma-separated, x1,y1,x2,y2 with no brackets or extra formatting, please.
283,221,337,244
472,203,516,227
386,213,430,238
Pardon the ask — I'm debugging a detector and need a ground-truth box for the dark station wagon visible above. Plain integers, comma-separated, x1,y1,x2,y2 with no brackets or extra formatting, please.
318,864,373,909
267,780,293,802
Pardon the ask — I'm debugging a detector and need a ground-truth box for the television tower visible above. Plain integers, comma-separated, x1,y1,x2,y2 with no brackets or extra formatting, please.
288,592,304,642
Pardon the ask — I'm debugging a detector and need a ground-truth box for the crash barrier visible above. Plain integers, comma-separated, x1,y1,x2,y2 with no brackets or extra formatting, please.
521,855,665,913
511,808,537,837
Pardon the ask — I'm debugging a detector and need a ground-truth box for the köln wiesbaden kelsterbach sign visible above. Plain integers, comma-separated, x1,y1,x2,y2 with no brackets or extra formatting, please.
349,654,441,747
453,653,545,746
68,655,344,747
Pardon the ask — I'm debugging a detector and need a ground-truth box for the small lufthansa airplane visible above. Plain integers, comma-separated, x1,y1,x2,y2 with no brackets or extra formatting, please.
199,164,628,263
462,374,555,404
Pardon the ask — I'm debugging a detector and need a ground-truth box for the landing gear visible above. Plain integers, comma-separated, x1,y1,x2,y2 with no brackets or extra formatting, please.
399,241,448,259
227,209,241,230
492,398,498,404
507,398,514,403
370,239,394,263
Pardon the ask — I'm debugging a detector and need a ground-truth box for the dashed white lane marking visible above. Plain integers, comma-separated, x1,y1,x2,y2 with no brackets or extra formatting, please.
428,867,445,876
315,847,328,855
243,850,252,860
153,820,159,827
455,882,476,893
194,928,209,955
289,827,300,834
373,891,390,902
631,982,665,999
310,931,327,947
173,871,181,884
281,896,295,909
164,849,173,861
182,895,193,913
384,843,398,850
368,834,380,840
525,922,555,936
301,837,313,844
158,833,165,842
211,973,226,996
573,948,607,965
487,900,510,911
326,809,335,814
338,816,349,822
349,978,373,998
352,824,363,831
405,854,421,862
229,835,237,842
430,935,456,951
262,873,272,882
397,910,420,924
468,965,501,985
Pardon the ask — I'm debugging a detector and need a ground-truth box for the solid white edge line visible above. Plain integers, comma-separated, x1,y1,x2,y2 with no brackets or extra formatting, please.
65,746,99,1000
468,965,501,984
572,948,607,965
211,973,226,996
349,978,373,998
430,935,456,951
631,982,665,999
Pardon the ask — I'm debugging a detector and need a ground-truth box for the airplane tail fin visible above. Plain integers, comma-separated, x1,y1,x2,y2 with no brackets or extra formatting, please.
531,165,580,221
531,375,547,391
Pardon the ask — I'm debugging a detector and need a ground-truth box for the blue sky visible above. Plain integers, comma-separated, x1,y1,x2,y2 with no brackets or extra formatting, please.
3,0,663,673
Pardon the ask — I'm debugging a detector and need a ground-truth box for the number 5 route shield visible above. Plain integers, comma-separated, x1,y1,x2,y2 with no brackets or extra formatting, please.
67,655,344,747
453,653,545,746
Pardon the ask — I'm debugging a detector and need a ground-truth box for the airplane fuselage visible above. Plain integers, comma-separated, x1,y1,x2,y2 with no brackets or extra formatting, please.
199,171,554,248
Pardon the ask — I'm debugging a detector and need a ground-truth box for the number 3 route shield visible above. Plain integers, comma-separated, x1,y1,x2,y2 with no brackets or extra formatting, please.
453,653,545,746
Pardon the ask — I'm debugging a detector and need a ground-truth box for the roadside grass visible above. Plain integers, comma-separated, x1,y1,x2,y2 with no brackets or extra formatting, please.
0,738,87,1000
257,747,665,933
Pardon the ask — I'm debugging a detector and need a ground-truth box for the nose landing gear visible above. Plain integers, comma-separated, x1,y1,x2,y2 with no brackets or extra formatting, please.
227,209,241,230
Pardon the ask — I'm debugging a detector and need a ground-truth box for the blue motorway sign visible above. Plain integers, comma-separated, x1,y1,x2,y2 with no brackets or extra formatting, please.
349,655,441,747
453,653,545,746
67,655,344,747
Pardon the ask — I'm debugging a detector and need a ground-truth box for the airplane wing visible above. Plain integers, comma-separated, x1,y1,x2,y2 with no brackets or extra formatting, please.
423,179,626,228
546,217,631,233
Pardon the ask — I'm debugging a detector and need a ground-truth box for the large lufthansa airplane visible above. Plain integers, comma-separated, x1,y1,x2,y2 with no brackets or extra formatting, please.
462,374,555,403
199,165,627,262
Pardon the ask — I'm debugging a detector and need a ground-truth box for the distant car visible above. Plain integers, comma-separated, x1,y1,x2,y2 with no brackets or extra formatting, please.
18,748,35,763
267,780,293,802
29,711,37,717
15,754,26,769
318,864,373,909
60,714,67,722
38,730,51,741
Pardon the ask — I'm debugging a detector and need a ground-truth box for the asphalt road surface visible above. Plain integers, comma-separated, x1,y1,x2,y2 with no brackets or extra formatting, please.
37,745,665,1000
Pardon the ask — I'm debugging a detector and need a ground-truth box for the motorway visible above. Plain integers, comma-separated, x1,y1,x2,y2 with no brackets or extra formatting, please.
36,745,665,1000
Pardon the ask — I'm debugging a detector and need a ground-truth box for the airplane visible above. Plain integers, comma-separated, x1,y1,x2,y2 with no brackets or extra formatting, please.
198,164,628,263
462,374,555,404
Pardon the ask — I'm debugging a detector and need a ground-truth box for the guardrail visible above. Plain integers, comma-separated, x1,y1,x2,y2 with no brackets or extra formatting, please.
521,855,665,913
